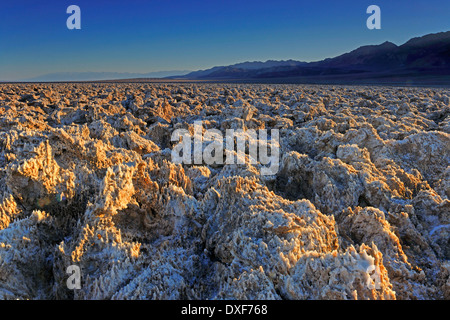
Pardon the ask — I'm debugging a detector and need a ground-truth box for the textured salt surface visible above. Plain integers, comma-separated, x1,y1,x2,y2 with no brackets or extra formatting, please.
0,83,448,299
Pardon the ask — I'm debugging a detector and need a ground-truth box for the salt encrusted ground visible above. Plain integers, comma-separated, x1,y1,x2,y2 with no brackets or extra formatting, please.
0,83,448,300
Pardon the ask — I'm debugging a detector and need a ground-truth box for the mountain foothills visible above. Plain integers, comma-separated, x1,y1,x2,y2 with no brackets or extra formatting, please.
174,31,450,84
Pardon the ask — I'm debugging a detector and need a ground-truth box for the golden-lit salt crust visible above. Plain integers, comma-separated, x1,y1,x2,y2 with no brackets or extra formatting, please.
0,83,448,299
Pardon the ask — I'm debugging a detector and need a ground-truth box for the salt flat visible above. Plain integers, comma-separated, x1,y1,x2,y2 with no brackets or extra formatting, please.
0,83,448,299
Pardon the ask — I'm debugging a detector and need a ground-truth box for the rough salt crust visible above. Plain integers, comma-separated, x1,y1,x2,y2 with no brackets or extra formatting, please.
0,83,448,299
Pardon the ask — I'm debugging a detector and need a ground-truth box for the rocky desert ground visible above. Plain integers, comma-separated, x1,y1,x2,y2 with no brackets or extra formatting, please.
0,82,449,300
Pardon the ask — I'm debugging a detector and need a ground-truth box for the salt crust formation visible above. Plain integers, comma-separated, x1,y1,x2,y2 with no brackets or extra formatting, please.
0,83,448,300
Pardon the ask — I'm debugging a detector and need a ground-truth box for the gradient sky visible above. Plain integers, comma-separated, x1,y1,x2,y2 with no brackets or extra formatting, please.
0,0,449,81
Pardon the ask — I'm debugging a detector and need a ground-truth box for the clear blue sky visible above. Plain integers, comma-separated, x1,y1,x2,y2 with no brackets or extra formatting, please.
0,0,449,80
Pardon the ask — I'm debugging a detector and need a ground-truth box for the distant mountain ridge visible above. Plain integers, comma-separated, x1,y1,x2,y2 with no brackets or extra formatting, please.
20,31,450,85
173,31,450,83
180,60,308,79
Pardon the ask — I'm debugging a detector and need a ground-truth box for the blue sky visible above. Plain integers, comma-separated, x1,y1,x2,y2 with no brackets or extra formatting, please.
0,0,449,80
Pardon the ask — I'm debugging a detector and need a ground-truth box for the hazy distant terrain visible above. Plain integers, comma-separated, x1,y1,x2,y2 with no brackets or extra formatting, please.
22,70,192,82
17,32,450,85
0,82,448,299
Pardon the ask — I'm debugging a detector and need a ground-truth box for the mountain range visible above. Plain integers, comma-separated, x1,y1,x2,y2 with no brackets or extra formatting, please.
171,31,450,85
17,31,450,85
